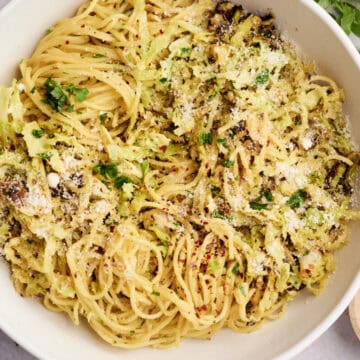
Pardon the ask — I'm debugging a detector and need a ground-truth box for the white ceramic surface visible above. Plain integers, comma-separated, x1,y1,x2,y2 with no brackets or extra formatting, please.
0,1,359,360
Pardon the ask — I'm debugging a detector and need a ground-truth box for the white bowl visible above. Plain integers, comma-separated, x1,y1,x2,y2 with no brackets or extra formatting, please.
0,1,359,359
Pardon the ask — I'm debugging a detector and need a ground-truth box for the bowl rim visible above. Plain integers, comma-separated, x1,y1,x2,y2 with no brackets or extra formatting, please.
0,0,359,359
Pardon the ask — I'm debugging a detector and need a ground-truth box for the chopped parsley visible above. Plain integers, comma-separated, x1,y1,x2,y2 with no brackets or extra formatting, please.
232,263,240,275
37,152,52,160
93,161,119,180
180,47,191,56
255,69,270,85
159,77,168,83
151,291,160,296
211,186,221,198
42,78,68,112
213,211,227,220
199,131,213,146
65,104,75,113
221,159,235,168
263,189,274,201
286,189,307,208
216,138,227,146
316,0,360,36
30,86,36,94
65,83,75,95
114,176,132,189
249,202,268,210
74,87,89,102
100,113,108,124
31,129,44,138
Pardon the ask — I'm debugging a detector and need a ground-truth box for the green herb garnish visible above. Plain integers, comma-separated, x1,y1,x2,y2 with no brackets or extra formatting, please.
286,189,307,208
213,211,227,220
114,176,132,189
93,161,119,180
74,87,89,102
30,86,36,94
180,47,191,56
65,104,74,113
159,77,168,83
65,84,75,95
37,152,52,160
151,291,160,296
249,202,268,210
31,129,44,138
263,189,274,201
232,263,240,275
255,69,270,85
211,186,221,198
221,159,235,168
200,131,213,146
316,0,360,36
100,113,108,124
42,78,68,112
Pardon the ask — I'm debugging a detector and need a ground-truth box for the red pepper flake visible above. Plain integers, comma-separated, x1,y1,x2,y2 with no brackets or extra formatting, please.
159,145,167,152
65,40,70,45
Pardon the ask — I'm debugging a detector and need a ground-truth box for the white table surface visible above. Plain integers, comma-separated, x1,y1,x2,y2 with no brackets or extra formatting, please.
0,0,359,359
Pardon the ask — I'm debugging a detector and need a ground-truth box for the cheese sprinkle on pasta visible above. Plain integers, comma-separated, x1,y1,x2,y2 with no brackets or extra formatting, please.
0,0,359,349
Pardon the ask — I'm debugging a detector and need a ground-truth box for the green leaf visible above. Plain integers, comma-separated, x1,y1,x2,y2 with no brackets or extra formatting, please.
43,78,68,112
31,129,44,138
181,47,191,56
65,83,75,95
352,13,360,35
221,159,235,168
114,176,132,189
286,189,307,208
199,131,213,146
100,113,108,124
212,211,227,220
65,104,75,113
37,152,52,160
232,263,240,275
255,69,269,85
74,88,89,102
317,0,331,9
341,8,356,34
93,161,119,180
263,189,273,201
211,186,221,198
249,202,268,210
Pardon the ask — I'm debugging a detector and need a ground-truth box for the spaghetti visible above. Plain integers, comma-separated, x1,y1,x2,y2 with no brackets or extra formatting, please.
0,0,359,349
